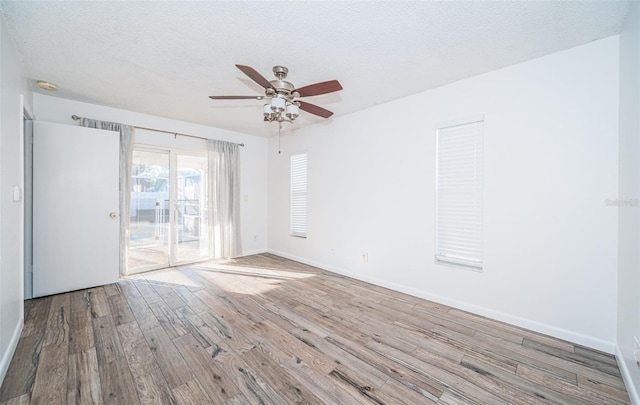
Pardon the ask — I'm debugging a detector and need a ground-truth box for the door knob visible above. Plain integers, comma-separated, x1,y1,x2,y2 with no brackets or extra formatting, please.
109,212,118,219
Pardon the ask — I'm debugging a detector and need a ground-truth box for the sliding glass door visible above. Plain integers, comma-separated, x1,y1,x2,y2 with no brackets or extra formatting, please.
128,148,209,274
129,150,171,271
175,154,209,263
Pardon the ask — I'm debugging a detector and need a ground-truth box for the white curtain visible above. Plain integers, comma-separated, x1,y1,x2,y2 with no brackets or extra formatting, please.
207,140,241,259
79,118,134,275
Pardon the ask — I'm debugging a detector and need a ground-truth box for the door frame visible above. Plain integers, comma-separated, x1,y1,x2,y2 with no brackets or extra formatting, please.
127,144,210,275
23,107,34,300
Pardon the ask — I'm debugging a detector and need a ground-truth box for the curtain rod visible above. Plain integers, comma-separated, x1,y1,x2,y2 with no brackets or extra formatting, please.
71,115,245,147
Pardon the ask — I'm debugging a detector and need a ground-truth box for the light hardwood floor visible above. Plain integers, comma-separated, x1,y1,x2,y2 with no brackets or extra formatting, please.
0,253,630,404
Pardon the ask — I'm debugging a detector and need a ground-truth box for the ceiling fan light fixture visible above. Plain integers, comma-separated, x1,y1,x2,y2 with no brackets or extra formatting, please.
286,103,299,119
270,97,285,112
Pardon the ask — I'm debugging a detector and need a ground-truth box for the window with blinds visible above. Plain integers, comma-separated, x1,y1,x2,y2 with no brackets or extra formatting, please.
436,119,484,270
290,153,308,238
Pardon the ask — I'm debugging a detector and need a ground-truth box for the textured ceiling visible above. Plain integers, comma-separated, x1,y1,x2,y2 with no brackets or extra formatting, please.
0,1,631,137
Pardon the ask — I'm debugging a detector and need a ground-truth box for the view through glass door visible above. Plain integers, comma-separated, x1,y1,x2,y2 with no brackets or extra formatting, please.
174,154,209,264
129,150,170,271
128,149,209,273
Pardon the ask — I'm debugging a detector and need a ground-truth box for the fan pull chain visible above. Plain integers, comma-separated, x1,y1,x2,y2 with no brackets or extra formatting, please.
278,121,282,154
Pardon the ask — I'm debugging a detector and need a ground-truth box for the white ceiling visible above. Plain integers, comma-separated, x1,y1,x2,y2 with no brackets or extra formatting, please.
1,1,631,137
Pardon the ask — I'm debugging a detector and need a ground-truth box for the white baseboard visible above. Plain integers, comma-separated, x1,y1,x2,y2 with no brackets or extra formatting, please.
239,248,268,257
0,317,24,387
616,345,640,404
267,249,615,354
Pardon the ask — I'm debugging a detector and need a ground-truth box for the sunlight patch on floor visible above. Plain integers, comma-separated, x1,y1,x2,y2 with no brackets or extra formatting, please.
190,263,315,295
131,269,202,288
192,263,315,280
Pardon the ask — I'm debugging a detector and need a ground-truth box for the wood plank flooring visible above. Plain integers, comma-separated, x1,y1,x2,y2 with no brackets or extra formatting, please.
0,253,630,404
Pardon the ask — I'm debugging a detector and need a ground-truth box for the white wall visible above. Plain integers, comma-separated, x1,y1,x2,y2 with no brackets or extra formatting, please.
33,94,268,257
0,16,31,385
617,0,640,402
268,37,620,352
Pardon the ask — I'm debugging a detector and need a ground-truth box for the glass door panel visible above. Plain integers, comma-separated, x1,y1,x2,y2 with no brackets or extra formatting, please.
175,154,209,263
128,150,170,272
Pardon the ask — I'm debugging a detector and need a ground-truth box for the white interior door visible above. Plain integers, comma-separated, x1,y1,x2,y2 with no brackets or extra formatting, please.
33,121,120,297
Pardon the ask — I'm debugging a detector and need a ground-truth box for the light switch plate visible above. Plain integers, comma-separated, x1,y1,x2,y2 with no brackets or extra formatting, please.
12,185,21,202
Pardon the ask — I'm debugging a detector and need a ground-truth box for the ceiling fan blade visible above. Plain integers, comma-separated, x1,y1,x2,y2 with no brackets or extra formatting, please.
235,64,274,90
209,95,264,100
298,101,334,118
294,80,343,97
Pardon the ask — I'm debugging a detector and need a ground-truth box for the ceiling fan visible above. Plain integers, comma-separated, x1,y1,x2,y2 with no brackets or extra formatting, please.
209,64,343,124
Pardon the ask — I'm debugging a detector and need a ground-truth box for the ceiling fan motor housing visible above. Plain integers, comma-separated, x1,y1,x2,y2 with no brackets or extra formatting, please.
269,80,295,94
269,66,296,98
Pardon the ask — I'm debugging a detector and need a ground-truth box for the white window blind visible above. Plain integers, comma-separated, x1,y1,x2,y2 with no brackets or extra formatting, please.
290,153,307,238
436,120,484,270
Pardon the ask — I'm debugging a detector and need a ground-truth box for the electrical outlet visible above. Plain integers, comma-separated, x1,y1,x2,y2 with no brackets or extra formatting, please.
635,337,640,367
362,252,368,262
